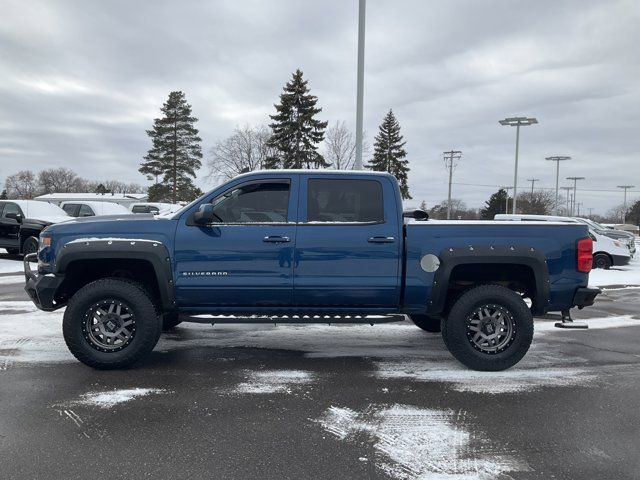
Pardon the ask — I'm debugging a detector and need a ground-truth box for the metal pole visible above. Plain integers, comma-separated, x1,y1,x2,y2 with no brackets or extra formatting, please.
447,158,453,220
513,124,520,213
617,186,635,223
554,160,560,213
354,0,366,170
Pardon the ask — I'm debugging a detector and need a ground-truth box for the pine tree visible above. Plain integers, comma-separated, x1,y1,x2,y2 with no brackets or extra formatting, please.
265,69,328,169
140,91,202,203
480,189,510,219
367,110,411,199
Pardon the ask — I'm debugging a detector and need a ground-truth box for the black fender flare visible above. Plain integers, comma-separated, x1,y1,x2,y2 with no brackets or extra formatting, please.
426,245,550,316
55,239,175,310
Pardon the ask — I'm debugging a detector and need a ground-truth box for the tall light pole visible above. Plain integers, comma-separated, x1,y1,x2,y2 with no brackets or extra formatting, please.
561,186,573,215
443,150,461,219
566,176,585,216
545,156,571,214
526,178,539,195
617,185,635,223
499,117,538,214
354,0,366,170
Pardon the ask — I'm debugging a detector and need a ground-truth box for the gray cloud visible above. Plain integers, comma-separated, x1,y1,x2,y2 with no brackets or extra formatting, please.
0,0,638,213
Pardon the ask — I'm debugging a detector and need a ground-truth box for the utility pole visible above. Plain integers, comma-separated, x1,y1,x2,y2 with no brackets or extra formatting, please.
588,207,594,218
560,186,573,215
526,178,539,195
617,185,635,223
354,0,366,170
566,176,585,216
501,186,512,214
545,156,571,214
576,202,582,216
443,150,462,219
499,116,538,213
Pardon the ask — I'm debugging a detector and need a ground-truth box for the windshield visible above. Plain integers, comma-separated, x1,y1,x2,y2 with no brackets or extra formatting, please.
20,201,68,218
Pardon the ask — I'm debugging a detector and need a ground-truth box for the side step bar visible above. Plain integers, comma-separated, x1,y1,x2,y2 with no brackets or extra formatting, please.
554,309,588,329
180,314,407,326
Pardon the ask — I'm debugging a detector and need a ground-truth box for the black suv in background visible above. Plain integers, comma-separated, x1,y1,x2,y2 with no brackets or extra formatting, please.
0,200,70,255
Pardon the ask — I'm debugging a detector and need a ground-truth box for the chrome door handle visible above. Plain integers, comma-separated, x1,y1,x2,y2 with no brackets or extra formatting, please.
263,236,291,243
367,236,395,243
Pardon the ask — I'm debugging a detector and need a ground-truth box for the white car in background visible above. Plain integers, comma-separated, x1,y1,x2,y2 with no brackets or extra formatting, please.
129,202,183,215
60,201,132,217
494,214,631,269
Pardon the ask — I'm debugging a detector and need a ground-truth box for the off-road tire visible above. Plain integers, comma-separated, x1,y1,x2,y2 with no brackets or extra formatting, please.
593,253,612,270
63,278,162,369
409,314,441,332
441,284,533,371
22,236,38,256
162,312,182,330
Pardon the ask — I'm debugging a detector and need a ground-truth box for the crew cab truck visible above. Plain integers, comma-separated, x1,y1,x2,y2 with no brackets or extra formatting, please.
24,171,600,371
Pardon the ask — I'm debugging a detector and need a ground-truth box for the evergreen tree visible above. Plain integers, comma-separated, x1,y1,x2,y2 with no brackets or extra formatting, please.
627,199,640,226
367,109,411,199
265,69,328,169
480,188,510,219
140,91,202,203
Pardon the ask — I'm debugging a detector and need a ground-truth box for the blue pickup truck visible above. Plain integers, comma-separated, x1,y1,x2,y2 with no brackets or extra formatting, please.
24,170,599,371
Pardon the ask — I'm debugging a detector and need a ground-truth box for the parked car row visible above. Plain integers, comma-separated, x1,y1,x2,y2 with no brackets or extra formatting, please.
0,199,183,255
494,214,633,269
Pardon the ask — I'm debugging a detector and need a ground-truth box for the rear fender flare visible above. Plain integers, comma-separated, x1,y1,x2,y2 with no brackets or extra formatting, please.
426,245,550,316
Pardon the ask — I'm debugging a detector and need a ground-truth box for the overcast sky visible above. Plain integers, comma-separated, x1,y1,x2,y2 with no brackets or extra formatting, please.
1,0,639,213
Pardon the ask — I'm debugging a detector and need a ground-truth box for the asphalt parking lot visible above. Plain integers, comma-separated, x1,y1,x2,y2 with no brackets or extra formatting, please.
1,254,639,480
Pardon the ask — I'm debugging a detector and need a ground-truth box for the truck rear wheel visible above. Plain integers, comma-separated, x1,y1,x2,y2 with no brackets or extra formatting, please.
441,285,533,371
63,278,162,369
409,314,441,332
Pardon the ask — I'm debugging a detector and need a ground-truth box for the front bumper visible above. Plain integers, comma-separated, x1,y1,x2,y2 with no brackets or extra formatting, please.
23,253,64,311
612,254,631,266
572,287,600,309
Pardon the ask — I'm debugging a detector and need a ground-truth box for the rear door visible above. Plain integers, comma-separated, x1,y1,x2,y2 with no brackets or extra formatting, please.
293,175,402,308
174,177,298,308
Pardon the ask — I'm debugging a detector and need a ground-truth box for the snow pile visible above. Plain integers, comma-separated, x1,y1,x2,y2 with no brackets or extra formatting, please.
589,256,640,287
319,404,526,479
235,369,312,394
72,388,167,409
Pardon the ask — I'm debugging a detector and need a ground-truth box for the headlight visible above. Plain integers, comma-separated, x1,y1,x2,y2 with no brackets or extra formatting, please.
39,236,51,250
613,241,622,247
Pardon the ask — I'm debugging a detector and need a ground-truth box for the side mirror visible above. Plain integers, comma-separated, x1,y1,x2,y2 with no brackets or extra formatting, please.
193,204,218,224
403,209,429,221
5,212,22,223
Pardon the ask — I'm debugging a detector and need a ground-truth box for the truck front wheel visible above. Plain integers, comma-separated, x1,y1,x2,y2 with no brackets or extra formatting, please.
409,314,441,332
63,278,162,369
441,285,533,371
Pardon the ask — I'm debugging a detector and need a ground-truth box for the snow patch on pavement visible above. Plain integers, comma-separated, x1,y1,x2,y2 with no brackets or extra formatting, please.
589,256,640,287
318,404,527,479
235,369,312,394
0,256,22,274
71,388,167,409
0,275,26,285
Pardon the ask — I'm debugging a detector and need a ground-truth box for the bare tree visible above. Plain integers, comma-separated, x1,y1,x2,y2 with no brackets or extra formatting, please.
516,190,556,215
5,170,39,199
429,199,477,219
38,167,83,194
208,125,274,180
324,121,370,169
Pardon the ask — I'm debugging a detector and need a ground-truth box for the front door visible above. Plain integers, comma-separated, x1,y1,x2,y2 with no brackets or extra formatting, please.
293,175,402,308
174,178,297,309
0,203,22,250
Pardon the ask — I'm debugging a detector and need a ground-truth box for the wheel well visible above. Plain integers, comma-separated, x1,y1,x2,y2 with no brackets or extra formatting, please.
55,258,162,307
443,263,537,312
593,252,611,260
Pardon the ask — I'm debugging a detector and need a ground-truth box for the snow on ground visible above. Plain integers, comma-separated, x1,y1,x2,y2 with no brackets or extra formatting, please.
234,369,313,394
589,255,640,287
0,253,22,274
318,404,527,479
0,275,26,285
68,388,168,409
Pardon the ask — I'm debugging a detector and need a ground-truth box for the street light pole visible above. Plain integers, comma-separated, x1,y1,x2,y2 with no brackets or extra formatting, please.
499,117,538,214
566,176,585,216
443,150,461,220
617,185,635,223
354,0,366,170
545,156,571,215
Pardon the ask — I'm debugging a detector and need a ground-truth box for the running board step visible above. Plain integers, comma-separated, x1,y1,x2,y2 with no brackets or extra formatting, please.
554,310,588,329
180,314,407,325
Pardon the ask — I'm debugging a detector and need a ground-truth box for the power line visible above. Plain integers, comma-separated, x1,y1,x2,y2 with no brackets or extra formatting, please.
443,150,462,220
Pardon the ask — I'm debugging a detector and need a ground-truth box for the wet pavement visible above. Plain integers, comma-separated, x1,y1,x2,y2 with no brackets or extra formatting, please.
1,260,639,479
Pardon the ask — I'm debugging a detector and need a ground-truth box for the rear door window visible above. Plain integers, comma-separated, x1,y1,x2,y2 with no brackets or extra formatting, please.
78,204,95,217
307,179,384,223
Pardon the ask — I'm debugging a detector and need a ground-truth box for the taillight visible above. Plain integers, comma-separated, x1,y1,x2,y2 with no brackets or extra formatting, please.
577,237,593,273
